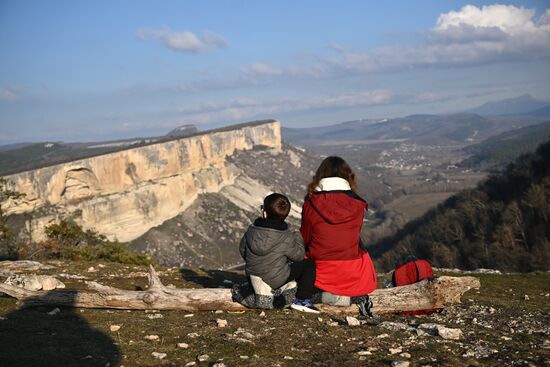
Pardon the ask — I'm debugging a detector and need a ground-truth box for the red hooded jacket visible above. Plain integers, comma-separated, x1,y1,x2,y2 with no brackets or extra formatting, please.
300,190,377,296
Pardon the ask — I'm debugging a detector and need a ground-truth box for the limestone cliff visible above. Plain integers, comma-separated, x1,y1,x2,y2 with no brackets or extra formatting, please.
3,120,281,242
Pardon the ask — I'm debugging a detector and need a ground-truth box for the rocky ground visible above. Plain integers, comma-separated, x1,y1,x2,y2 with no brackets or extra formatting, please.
0,260,549,367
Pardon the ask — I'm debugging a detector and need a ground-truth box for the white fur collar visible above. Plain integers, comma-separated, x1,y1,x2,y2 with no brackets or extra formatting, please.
316,177,351,191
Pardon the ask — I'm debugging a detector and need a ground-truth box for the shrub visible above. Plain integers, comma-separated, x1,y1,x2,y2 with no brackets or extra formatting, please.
41,219,151,265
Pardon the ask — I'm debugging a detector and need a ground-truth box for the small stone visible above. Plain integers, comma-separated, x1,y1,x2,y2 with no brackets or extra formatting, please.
212,363,226,367
346,316,360,326
259,311,266,317
177,342,189,349
357,350,372,356
187,332,200,338
501,336,512,341
284,356,294,360
197,354,209,362
87,267,96,273
98,264,105,268
151,352,167,360
437,326,463,340
377,333,389,339
545,293,549,297
184,362,196,367
147,313,163,319
317,317,323,322
400,352,411,358
392,361,410,367
389,348,402,355
327,321,339,326
144,335,159,341
216,319,228,328
524,295,530,301
47,308,60,316
184,313,194,318
240,355,249,359
214,310,224,314
110,325,121,332
489,307,496,314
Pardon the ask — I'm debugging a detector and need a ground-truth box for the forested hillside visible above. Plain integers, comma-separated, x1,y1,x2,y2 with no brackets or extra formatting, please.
462,120,550,169
369,139,550,272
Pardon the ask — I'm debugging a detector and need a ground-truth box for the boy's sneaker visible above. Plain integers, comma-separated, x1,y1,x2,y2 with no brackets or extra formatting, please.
290,298,321,314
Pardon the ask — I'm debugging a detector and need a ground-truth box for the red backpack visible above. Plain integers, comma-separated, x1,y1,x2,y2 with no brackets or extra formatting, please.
391,259,436,315
392,259,434,286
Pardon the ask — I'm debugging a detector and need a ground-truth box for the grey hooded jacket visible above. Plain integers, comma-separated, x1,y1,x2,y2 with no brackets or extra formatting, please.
239,223,305,289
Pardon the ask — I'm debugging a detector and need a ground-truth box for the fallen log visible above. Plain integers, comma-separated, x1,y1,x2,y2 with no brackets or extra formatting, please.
0,265,480,315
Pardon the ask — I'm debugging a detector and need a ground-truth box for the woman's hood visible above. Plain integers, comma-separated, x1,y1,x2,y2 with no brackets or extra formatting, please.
308,191,367,224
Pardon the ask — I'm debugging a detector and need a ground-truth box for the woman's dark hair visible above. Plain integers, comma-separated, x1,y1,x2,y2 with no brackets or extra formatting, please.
306,156,358,196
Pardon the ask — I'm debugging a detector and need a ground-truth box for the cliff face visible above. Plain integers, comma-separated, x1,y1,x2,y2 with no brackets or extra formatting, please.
4,121,281,242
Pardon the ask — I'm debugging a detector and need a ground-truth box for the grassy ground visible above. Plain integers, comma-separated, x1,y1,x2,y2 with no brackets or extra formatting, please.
0,261,549,367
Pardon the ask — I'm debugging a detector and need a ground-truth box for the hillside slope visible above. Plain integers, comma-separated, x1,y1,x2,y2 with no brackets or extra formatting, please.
369,140,550,272
462,120,550,169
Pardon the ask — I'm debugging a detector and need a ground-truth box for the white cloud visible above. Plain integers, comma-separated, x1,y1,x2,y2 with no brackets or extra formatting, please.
241,63,283,76
243,4,550,78
0,87,18,101
173,90,394,125
136,27,227,53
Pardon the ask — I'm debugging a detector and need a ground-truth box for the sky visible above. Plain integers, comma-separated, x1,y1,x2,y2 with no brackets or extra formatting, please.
1,0,550,144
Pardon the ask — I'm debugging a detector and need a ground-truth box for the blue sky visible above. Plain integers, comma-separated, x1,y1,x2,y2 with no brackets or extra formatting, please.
1,1,550,144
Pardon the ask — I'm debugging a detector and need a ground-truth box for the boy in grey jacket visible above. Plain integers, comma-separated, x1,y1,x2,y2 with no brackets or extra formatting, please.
239,193,319,313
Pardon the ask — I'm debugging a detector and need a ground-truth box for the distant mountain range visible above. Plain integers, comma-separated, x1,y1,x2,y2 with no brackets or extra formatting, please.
464,94,550,116
283,112,548,148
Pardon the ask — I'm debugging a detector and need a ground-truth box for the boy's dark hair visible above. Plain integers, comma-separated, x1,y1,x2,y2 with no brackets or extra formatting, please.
263,193,291,220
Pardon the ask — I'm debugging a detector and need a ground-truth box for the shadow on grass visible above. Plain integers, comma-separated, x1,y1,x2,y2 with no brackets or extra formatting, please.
179,268,246,288
0,289,121,367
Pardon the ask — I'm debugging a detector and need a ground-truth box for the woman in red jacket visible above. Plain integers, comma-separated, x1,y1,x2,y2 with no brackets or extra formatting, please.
300,156,377,298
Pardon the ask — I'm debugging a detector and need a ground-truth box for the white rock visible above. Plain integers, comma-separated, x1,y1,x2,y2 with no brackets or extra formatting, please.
437,326,463,340
392,361,410,367
151,352,167,360
524,295,530,301
184,313,194,318
144,335,159,341
47,307,60,316
212,363,226,367
187,332,200,338
147,313,163,319
177,342,189,349
418,323,462,340
197,354,209,362
214,310,224,314
389,348,402,355
184,362,196,367
87,267,96,273
284,356,294,360
346,316,360,326
259,311,266,317
240,355,249,359
357,350,372,356
216,319,228,327
400,352,411,358
110,325,121,332
377,333,389,339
